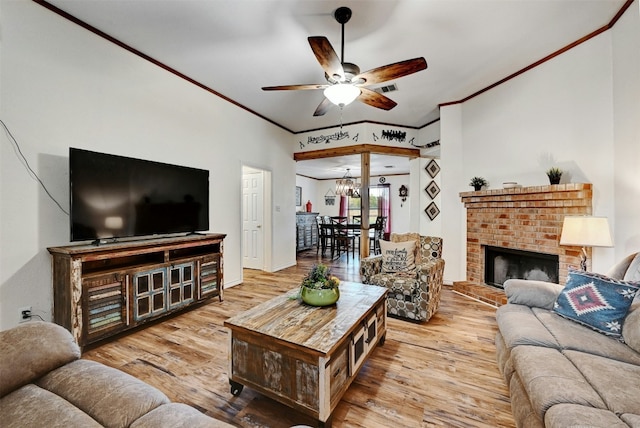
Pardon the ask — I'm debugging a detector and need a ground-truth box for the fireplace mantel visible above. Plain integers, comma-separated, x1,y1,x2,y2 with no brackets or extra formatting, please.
459,183,592,287
460,183,592,204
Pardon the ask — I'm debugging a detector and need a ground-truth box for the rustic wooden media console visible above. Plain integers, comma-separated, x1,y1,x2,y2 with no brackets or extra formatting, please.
48,233,225,348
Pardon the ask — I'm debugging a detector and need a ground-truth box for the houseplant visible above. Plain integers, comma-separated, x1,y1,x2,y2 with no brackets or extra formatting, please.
299,264,340,306
546,167,562,184
469,176,488,191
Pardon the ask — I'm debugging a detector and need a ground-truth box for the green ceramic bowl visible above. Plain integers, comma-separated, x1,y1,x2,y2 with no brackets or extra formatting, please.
300,286,340,306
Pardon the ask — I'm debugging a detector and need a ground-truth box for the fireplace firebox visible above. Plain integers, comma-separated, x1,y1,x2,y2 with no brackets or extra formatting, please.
485,246,559,288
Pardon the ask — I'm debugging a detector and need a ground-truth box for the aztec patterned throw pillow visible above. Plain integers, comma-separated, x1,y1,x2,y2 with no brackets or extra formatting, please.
554,268,640,339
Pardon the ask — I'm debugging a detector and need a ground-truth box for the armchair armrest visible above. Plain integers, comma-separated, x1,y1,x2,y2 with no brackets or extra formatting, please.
503,278,563,309
360,255,383,284
416,259,445,289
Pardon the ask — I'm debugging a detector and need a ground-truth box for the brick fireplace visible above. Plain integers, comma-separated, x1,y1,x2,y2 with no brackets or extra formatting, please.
454,183,592,306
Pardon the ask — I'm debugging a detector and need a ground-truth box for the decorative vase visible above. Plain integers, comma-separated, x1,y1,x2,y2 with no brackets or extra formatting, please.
473,185,482,191
300,286,340,306
548,177,561,185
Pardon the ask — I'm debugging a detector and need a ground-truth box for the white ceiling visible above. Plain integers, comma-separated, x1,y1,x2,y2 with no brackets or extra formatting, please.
42,0,626,178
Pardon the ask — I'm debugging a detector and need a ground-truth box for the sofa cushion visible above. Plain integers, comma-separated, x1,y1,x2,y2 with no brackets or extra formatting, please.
377,274,417,296
553,269,640,339
0,322,80,398
131,403,235,428
544,403,630,428
0,384,101,428
606,252,639,280
508,374,543,428
624,253,640,281
621,413,640,426
37,359,169,428
510,346,607,421
379,239,416,273
564,350,640,416
531,307,640,365
623,303,640,353
495,305,560,349
504,279,563,310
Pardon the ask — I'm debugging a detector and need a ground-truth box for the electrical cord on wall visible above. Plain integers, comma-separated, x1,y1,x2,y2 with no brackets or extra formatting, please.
0,118,69,216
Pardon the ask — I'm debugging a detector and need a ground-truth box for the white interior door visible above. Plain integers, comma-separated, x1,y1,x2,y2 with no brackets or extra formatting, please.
242,170,264,270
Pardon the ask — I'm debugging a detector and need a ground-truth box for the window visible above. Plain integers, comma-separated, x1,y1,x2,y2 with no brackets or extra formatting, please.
345,184,390,234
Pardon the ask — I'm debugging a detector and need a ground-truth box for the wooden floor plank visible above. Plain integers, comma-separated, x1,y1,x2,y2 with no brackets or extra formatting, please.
82,251,515,427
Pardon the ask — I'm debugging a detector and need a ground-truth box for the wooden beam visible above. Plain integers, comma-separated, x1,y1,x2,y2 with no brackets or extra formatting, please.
360,152,371,258
294,144,420,161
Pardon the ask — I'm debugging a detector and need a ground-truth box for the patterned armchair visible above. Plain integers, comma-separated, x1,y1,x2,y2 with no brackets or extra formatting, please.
360,234,444,322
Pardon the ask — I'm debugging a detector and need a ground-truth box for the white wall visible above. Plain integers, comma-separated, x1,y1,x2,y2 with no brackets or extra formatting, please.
440,6,640,280
0,1,296,329
295,175,319,213
612,2,640,257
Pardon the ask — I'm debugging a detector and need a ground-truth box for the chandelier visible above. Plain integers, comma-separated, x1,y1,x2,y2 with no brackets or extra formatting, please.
336,168,361,198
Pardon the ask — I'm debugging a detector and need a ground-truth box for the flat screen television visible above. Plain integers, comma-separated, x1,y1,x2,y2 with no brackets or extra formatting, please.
69,148,209,242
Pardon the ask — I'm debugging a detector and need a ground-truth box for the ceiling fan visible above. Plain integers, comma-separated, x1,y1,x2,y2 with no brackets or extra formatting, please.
262,6,427,116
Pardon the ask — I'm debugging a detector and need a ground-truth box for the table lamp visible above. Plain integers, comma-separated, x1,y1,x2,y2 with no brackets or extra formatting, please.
559,216,613,271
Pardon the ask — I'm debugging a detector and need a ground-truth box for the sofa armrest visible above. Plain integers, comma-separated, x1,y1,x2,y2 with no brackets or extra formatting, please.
503,279,564,309
360,255,383,283
0,322,80,398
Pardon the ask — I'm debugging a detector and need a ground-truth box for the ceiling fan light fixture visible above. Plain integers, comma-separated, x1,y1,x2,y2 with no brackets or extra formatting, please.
324,84,361,107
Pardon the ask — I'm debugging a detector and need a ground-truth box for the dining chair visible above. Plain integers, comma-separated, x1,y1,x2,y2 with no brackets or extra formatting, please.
318,216,333,256
369,216,387,255
330,217,355,259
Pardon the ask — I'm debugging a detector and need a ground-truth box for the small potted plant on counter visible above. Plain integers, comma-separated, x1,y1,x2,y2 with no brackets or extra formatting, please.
469,177,488,191
546,167,562,185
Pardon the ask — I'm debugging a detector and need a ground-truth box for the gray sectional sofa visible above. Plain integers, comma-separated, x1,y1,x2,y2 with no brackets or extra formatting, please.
0,322,234,428
495,253,640,427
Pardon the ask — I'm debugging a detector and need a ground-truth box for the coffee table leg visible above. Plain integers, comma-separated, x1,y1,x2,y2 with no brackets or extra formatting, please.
379,333,386,346
230,380,244,396
319,414,333,427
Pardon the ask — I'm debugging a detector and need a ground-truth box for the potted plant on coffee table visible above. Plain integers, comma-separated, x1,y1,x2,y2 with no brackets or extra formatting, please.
299,264,340,306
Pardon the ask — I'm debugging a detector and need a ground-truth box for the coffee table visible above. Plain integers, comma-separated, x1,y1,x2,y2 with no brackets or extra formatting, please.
224,282,387,427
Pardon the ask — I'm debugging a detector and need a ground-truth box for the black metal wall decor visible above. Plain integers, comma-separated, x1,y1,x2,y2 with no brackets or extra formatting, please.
425,180,440,200
411,139,440,149
381,130,407,142
298,130,358,149
425,202,440,220
425,159,440,178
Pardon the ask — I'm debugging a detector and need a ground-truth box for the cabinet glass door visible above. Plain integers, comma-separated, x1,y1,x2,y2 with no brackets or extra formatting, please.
169,262,195,309
134,268,166,321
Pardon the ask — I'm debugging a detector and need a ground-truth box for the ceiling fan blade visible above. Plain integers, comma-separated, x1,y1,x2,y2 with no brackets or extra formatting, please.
354,57,427,86
313,97,332,116
308,36,345,81
262,84,328,91
358,87,397,111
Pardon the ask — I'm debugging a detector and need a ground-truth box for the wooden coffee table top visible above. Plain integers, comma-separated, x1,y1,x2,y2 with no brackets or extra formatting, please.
224,282,387,357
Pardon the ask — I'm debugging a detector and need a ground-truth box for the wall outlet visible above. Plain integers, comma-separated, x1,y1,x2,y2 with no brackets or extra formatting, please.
19,306,32,322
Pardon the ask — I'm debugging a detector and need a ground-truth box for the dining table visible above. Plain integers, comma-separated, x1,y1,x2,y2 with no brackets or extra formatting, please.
319,222,378,258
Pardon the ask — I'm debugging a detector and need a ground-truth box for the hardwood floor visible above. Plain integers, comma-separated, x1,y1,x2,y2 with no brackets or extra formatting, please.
83,251,515,427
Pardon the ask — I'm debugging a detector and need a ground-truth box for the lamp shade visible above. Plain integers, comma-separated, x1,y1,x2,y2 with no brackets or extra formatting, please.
559,216,613,247
324,84,361,107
